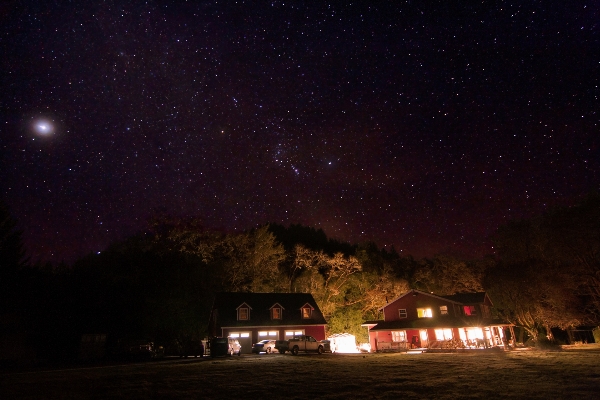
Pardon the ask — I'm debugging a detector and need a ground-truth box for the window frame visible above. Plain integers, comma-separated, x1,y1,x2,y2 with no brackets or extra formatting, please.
301,306,312,319
392,331,406,342
271,306,282,320
417,308,433,318
238,307,249,321
398,309,408,319
434,328,453,340
463,305,477,316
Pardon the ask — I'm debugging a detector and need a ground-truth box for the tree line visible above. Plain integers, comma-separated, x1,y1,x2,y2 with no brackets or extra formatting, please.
1,194,599,363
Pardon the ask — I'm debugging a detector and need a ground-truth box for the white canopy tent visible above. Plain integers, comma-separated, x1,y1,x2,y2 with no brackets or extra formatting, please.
327,333,359,353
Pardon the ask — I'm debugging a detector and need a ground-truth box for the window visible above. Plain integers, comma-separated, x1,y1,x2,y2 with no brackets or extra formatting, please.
238,307,249,320
399,309,408,319
271,307,282,320
302,306,312,319
392,331,406,342
417,308,432,318
440,305,448,315
285,330,303,337
463,306,477,316
434,329,453,340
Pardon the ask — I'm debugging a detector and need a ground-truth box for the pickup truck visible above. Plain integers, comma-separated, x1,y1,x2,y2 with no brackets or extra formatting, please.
275,335,329,355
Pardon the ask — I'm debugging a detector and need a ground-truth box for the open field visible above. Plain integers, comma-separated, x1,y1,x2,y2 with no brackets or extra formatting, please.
2,345,600,399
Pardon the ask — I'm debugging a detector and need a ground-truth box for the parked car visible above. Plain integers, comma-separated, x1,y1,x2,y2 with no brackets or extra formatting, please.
178,339,205,358
210,337,241,357
125,340,162,360
275,335,328,355
251,339,277,354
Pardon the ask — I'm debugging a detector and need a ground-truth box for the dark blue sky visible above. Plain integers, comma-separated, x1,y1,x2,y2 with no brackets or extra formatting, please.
1,1,598,264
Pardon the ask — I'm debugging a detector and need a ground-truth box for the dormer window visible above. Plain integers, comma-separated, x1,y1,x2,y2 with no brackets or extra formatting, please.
270,303,283,320
272,307,282,319
301,304,313,319
237,303,251,320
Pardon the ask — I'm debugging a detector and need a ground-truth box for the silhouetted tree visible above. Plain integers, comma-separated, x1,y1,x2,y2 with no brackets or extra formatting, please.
412,254,484,295
489,194,600,341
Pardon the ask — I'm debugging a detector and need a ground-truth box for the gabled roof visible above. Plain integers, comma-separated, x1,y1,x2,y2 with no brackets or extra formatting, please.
269,303,285,310
211,292,327,328
379,290,491,311
378,289,464,311
236,302,252,310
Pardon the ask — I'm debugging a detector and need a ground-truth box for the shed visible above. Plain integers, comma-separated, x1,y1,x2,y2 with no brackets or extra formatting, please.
327,333,359,353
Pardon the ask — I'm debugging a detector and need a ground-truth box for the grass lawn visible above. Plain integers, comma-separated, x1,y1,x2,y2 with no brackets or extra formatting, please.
2,345,599,399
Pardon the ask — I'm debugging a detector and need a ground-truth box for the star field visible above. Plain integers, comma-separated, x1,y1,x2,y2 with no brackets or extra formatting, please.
1,1,598,264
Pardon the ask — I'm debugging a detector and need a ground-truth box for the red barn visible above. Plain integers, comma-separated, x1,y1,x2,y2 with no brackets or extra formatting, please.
209,292,327,354
363,289,514,352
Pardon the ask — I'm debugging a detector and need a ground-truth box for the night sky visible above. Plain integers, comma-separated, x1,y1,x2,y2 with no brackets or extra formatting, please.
1,1,598,265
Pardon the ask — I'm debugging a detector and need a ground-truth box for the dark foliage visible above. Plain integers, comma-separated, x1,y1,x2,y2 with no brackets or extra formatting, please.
267,223,356,256
4,194,600,363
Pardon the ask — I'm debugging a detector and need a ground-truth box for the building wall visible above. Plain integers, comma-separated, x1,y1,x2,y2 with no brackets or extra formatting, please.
383,293,457,321
304,325,326,340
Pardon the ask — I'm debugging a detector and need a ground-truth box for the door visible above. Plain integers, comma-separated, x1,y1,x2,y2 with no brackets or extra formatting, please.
228,332,252,354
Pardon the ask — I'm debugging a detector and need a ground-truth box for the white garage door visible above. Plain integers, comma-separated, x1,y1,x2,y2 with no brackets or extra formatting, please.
229,332,252,354
257,330,279,340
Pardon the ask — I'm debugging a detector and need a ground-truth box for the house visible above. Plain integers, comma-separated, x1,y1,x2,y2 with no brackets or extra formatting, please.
362,289,514,352
209,292,327,354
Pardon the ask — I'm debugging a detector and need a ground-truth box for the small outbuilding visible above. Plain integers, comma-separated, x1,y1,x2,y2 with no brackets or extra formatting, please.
327,333,359,353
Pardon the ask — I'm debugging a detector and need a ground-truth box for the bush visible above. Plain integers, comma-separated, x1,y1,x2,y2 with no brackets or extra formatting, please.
534,337,561,350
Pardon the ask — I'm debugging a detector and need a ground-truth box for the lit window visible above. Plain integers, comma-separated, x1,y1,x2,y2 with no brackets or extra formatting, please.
417,308,432,318
230,332,249,338
269,331,277,336
285,330,303,337
272,307,282,320
392,331,406,342
434,329,453,340
302,306,312,319
464,306,477,316
399,309,408,319
238,307,249,320
259,331,268,337
440,305,448,315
